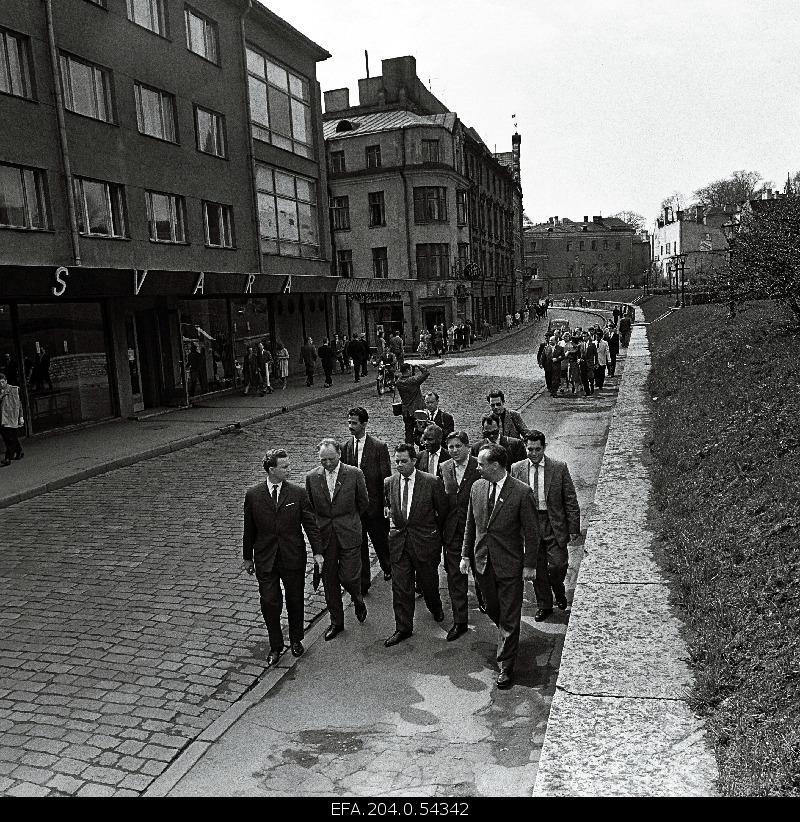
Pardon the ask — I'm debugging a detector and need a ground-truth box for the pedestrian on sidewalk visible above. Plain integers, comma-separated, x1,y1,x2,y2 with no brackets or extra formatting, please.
607,324,620,376
383,443,449,647
275,341,289,389
388,331,404,369
358,332,370,378
579,332,597,395
348,334,363,383
334,334,346,373
461,443,539,690
512,431,580,623
243,449,322,666
318,338,335,388
0,371,24,466
242,345,261,395
619,314,632,347
256,341,274,395
300,337,317,387
537,334,551,394
305,439,369,641
594,330,610,389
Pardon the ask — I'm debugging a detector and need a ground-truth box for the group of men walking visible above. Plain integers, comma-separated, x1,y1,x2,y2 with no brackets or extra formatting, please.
242,389,580,691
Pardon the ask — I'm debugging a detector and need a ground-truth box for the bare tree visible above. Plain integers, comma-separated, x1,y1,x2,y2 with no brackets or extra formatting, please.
609,210,647,232
658,191,685,221
693,170,764,208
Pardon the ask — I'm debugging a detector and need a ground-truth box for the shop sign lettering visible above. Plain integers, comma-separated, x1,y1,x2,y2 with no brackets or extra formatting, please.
244,274,255,294
134,270,148,295
51,266,69,297
193,272,205,295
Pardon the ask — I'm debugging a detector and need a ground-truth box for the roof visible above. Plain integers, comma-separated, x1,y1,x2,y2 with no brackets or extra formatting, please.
324,110,457,140
250,1,330,61
525,216,639,235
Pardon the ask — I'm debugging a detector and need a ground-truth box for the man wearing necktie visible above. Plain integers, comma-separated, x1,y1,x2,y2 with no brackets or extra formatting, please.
416,423,446,477
461,443,539,689
511,430,581,622
383,443,449,647
243,449,322,666
305,438,370,641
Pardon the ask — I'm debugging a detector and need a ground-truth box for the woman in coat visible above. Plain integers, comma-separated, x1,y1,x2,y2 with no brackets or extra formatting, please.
0,371,25,465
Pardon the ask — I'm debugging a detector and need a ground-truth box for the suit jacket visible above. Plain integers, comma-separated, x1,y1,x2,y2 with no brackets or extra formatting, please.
305,462,370,553
415,447,446,477
471,435,526,466
342,434,391,519
429,408,455,438
498,408,526,439
510,456,580,549
243,480,321,573
395,367,429,414
439,455,481,549
461,475,539,579
384,470,449,563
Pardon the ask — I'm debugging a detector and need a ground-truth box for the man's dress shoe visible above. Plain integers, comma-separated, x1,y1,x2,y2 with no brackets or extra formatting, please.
446,623,468,642
266,649,282,666
431,607,445,623
534,608,553,622
290,642,304,657
384,630,412,647
555,595,568,610
324,624,344,641
354,599,368,623
496,670,514,689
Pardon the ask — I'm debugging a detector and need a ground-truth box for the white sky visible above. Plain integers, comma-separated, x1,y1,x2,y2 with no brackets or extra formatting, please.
264,0,800,227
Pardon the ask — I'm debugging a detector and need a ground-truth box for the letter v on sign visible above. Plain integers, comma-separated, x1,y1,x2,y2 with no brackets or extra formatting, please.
134,270,148,295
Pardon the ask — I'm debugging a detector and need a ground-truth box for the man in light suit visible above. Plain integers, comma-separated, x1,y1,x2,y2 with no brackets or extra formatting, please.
305,438,370,641
383,443,450,647
423,391,455,440
415,423,446,477
461,443,539,689
511,430,581,622
243,449,322,666
342,407,392,594
439,430,483,640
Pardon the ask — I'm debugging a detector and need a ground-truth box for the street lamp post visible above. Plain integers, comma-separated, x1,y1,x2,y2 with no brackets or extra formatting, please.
721,220,737,319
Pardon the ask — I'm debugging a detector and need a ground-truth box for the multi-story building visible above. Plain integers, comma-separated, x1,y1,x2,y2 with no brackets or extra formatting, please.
0,0,334,434
523,215,650,293
322,56,521,341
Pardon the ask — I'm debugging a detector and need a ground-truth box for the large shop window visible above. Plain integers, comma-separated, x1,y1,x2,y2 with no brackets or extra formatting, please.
17,303,113,433
178,299,234,395
255,164,318,258
231,297,271,384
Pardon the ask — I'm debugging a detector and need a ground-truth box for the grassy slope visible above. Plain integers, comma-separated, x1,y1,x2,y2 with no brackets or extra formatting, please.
642,296,800,795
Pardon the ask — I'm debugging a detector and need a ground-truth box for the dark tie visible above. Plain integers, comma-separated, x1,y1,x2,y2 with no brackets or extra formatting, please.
488,482,496,516
533,463,540,509
353,438,359,466
402,477,410,519
272,484,279,507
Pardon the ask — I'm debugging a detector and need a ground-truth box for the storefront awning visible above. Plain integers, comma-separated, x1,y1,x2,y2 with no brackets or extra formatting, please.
336,278,412,297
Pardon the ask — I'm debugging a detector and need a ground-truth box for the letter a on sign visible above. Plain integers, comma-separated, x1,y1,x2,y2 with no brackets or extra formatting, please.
282,274,292,294
193,272,205,295
134,270,148,295
244,273,255,294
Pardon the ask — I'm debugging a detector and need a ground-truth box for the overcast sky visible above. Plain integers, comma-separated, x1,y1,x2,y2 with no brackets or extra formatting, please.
264,0,800,227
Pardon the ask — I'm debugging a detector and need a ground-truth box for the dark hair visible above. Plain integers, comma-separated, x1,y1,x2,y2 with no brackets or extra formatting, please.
400,363,412,374
395,442,417,460
481,412,500,428
263,448,289,470
348,406,368,423
486,389,505,403
446,430,469,446
478,443,508,468
424,390,440,401
423,423,443,440
524,429,546,448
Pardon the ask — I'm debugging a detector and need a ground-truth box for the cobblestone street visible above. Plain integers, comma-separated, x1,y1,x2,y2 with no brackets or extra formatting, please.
1,322,573,797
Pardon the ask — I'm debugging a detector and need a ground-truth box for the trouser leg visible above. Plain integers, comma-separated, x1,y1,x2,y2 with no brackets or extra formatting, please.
256,568,285,650
280,567,306,644
322,539,345,627
362,514,391,585
539,515,568,602
412,552,442,616
493,571,523,673
337,542,363,605
391,548,416,633
403,415,415,445
444,545,469,624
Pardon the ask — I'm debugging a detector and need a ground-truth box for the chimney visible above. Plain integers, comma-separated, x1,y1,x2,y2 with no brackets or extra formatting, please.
663,206,670,222
676,210,684,221
592,215,601,223
324,88,350,113
583,215,588,223
554,216,559,223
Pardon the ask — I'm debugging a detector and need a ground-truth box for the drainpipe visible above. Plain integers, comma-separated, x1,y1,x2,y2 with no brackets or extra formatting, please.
399,126,415,345
239,0,263,276
44,0,81,265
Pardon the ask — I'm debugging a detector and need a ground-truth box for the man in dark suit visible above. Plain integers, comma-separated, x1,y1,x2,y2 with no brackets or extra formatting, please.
486,389,527,439
471,413,526,465
439,431,483,640
305,438,370,640
423,391,455,439
395,363,430,444
416,423,446,477
578,332,597,395
348,335,364,382
342,406,392,595
542,337,563,397
461,443,539,689
383,443,449,647
511,430,580,622
536,334,552,395
243,449,322,666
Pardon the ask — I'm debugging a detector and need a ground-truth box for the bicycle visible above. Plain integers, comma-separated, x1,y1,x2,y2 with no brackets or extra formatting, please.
376,361,397,395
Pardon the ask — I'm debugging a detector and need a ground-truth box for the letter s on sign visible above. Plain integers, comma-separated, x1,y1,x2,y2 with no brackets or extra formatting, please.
52,266,69,297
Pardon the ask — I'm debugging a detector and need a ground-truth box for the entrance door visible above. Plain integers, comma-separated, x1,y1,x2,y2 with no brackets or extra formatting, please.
124,314,144,413
423,307,446,333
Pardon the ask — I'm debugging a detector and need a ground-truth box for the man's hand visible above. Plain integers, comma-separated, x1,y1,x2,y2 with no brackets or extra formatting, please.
523,566,536,582
313,554,325,571
242,560,255,575
459,558,470,576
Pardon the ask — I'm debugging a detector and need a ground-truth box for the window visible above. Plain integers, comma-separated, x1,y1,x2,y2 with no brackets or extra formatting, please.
337,249,353,277
666,242,671,254
591,239,597,250
330,150,345,173
368,191,385,227
255,164,319,258
531,240,537,251
456,190,468,226
603,239,608,249
365,144,381,169
413,186,447,223
421,139,439,163
329,195,350,230
127,0,167,37
203,201,234,248
416,243,449,279
615,241,620,250
372,247,388,278
0,27,34,100
59,53,113,122
457,242,470,276
566,242,572,251
146,190,187,243
73,177,126,238
0,163,49,230
579,241,584,251
185,6,218,63
247,47,313,158
195,105,226,157
135,82,177,142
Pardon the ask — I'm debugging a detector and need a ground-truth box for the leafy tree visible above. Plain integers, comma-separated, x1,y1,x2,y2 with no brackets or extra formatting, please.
693,170,765,208
659,191,685,216
729,195,800,322
609,210,646,232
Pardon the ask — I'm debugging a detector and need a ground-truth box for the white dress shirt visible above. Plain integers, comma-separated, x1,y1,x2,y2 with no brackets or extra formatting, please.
267,480,283,501
427,448,443,477
325,463,341,499
401,469,417,519
528,459,547,510
487,472,508,509
454,458,468,486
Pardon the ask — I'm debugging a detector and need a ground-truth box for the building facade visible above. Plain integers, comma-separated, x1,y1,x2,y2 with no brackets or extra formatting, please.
0,0,334,435
323,56,521,341
523,215,650,293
